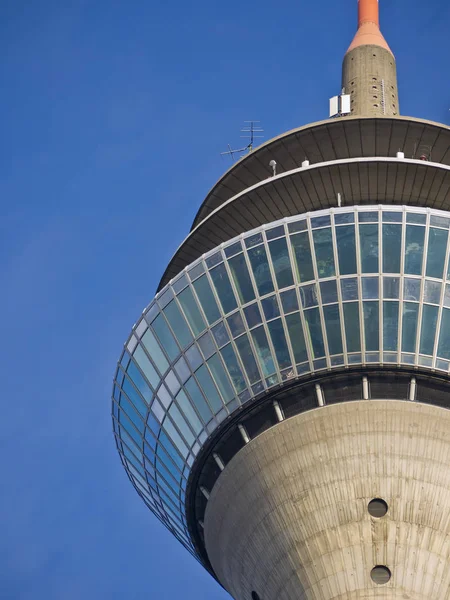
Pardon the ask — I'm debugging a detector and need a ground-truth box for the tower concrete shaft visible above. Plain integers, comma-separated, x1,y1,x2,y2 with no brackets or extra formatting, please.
342,0,399,117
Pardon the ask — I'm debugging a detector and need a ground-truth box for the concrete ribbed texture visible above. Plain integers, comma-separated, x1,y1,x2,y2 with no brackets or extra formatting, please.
204,401,450,599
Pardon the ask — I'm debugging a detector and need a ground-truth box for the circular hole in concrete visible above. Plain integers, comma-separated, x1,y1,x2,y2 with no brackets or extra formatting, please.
368,498,388,518
251,593,261,600
371,565,391,584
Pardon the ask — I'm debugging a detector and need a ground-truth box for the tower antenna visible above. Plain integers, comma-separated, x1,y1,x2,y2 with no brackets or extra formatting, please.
221,121,264,161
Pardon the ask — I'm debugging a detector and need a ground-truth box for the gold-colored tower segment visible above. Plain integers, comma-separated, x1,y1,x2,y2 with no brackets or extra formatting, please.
342,0,399,117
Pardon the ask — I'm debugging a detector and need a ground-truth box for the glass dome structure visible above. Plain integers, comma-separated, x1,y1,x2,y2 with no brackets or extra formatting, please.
112,203,450,559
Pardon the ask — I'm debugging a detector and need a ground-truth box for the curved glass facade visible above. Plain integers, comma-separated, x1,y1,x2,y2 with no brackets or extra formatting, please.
112,204,450,555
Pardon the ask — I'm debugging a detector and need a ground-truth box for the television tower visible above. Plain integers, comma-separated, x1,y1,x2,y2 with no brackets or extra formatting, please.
112,1,450,598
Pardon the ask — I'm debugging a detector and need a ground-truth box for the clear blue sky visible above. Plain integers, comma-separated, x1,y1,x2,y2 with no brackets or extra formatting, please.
1,1,448,599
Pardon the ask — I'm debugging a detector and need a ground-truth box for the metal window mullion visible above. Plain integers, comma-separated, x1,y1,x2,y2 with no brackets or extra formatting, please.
331,211,348,364
163,409,196,453
415,215,431,361
284,224,315,372
143,435,185,482
114,392,145,447
432,228,450,365
397,209,406,364
307,217,330,366
379,210,383,359
354,214,366,360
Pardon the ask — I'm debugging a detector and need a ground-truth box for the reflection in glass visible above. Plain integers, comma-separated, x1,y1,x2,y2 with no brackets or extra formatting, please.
164,301,193,349
383,224,401,273
280,288,298,314
267,319,292,369
362,277,379,299
262,295,280,320
323,304,343,355
177,287,206,336
227,311,245,337
247,245,274,296
220,344,247,393
228,253,255,304
268,237,294,289
335,212,354,224
134,346,159,388
320,279,338,304
251,326,276,376
244,303,262,328
419,304,438,355
444,284,450,308
438,308,450,359
426,228,448,279
424,280,442,304
343,303,361,352
235,334,261,384
360,224,379,273
193,276,221,325
304,308,325,358
404,278,421,301
404,225,425,275
290,232,314,282
285,312,308,363
184,376,213,422
176,390,203,432
383,301,399,352
141,330,169,375
336,225,357,275
300,283,318,308
383,277,399,299
313,228,335,278
211,322,229,347
207,355,235,403
341,278,358,301
210,263,238,314
168,403,195,446
363,301,379,351
152,315,180,361
402,302,419,353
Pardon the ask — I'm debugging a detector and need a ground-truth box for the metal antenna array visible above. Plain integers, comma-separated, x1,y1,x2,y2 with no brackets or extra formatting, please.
221,121,264,161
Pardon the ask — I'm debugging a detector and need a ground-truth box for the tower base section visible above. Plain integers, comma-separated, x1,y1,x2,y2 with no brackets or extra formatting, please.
204,401,450,599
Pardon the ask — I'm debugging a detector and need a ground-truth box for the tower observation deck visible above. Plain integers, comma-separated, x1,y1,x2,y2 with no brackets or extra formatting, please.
112,1,450,598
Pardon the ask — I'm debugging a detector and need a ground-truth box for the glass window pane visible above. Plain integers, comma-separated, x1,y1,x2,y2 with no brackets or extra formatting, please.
363,301,379,351
266,225,284,240
228,253,255,304
211,322,229,347
227,312,245,337
362,277,379,299
162,418,188,457
311,215,331,228
177,287,206,336
285,312,308,363
359,224,379,273
195,365,223,413
335,212,354,224
261,295,280,320
163,301,193,349
426,228,448,279
185,344,202,370
444,284,450,308
290,232,315,283
313,228,335,278
300,283,318,308
268,237,294,289
207,354,235,403
176,389,203,433
304,308,325,358
247,245,274,296
224,241,242,257
210,263,237,314
220,344,247,393
184,377,213,423
122,378,148,416
133,346,159,388
343,302,361,352
197,332,215,359
404,278,421,301
168,404,195,446
280,289,298,314
430,215,450,229
383,277,400,299
127,361,152,402
267,319,292,369
383,224,401,273
404,225,425,275
419,304,438,355
251,326,276,377
359,211,378,223
120,394,145,431
401,302,419,353
152,315,179,361
407,213,426,225
383,301,399,352
235,335,261,384
341,278,358,301
193,275,221,325
383,211,402,223
323,304,343,355
320,280,338,304
336,225,357,276
142,329,169,375
424,280,442,304
244,303,262,328
437,308,450,359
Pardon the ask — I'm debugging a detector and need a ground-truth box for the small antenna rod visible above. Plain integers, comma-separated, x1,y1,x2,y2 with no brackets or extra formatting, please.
221,121,264,161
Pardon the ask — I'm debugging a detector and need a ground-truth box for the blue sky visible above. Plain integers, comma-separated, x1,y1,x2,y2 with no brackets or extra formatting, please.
0,1,448,598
